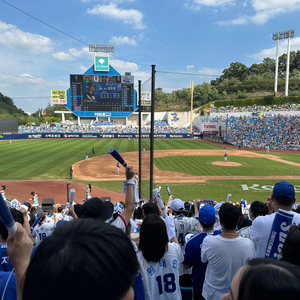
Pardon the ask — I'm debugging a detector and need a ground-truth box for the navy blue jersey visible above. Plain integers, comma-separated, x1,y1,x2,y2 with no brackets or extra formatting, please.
183,230,221,295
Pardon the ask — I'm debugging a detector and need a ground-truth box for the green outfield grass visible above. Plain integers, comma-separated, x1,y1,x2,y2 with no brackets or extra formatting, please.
154,156,300,176
0,138,299,202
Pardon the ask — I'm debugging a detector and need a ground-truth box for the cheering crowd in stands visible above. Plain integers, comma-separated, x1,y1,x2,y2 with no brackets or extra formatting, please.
225,114,300,150
202,114,300,151
1,167,300,300
18,124,191,135
210,103,300,114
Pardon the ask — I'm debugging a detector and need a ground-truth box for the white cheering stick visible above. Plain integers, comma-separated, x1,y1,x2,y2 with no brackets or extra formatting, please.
0,193,17,237
153,188,167,218
226,194,232,203
69,189,75,205
108,147,128,168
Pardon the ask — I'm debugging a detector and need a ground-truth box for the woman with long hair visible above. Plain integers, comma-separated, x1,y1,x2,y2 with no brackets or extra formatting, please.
138,214,183,300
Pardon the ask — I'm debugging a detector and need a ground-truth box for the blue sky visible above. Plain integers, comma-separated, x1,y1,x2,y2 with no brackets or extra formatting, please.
0,0,300,113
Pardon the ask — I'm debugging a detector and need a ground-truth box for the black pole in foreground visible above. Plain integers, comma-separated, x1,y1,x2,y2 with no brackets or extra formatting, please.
150,65,156,201
138,80,142,199
67,183,70,203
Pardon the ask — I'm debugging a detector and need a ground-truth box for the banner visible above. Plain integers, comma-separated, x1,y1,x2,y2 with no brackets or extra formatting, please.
0,133,194,140
265,209,294,259
51,90,67,104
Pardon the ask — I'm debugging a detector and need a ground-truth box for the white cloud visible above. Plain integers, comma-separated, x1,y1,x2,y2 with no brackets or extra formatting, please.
186,65,194,69
110,59,139,73
20,74,34,78
250,37,300,61
131,71,152,85
183,3,201,11
52,52,75,61
198,67,223,76
51,47,94,61
0,20,53,54
216,0,300,25
109,36,137,46
87,3,146,29
193,0,235,6
216,16,249,25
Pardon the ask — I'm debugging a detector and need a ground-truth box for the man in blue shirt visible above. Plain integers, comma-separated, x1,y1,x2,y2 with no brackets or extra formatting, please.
183,204,221,300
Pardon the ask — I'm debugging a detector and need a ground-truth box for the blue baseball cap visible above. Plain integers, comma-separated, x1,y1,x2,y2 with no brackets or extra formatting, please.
199,204,216,225
273,181,295,202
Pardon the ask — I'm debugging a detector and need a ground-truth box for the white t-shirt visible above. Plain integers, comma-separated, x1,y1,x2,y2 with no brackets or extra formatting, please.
32,222,55,246
173,215,200,275
164,216,176,241
249,210,300,257
201,235,255,300
111,215,127,233
138,242,183,300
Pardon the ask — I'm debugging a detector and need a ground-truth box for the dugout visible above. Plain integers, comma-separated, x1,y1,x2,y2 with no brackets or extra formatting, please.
0,118,18,134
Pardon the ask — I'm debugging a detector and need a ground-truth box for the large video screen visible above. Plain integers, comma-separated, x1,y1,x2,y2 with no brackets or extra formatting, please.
70,75,134,112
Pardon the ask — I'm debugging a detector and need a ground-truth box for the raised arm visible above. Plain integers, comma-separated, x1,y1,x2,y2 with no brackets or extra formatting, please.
120,166,135,225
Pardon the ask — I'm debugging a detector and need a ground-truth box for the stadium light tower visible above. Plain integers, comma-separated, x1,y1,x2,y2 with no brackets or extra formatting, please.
89,44,114,54
272,30,295,96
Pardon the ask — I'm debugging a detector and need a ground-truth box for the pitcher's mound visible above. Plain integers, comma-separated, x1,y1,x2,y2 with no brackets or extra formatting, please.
212,161,241,166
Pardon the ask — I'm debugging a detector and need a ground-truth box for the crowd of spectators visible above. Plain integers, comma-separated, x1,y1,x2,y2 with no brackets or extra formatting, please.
210,103,300,114
18,124,191,134
202,114,300,151
1,174,300,300
225,114,300,150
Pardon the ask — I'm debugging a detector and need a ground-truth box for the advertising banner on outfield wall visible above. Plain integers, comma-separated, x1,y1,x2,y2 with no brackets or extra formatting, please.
0,133,194,140
201,122,221,132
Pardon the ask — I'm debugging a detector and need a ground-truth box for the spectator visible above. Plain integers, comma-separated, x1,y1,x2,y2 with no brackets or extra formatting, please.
31,211,56,246
142,202,176,242
169,198,200,291
221,258,300,300
238,201,268,239
138,214,183,300
201,203,255,300
183,204,221,300
281,225,300,266
28,206,37,227
0,208,31,272
249,181,300,257
8,219,139,300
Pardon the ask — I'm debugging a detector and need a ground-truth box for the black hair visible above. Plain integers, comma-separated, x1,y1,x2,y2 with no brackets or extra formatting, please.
273,197,294,207
237,258,300,300
200,221,215,229
219,202,240,230
142,202,160,218
31,191,35,196
281,225,300,266
23,219,139,300
184,202,194,217
57,207,64,213
133,206,143,220
74,204,83,218
250,201,269,219
139,214,168,262
88,184,91,193
23,202,31,210
237,218,252,230
1,185,5,190
0,208,24,240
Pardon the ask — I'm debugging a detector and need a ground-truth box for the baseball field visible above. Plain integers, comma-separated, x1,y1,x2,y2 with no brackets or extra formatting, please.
1,138,300,204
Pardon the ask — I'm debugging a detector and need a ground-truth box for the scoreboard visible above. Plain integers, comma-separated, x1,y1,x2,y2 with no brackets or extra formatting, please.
70,74,134,113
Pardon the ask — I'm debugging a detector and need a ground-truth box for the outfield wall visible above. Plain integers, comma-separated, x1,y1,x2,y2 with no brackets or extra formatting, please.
0,133,194,140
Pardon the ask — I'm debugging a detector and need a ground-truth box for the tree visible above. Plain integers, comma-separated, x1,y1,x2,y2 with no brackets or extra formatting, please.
221,62,248,81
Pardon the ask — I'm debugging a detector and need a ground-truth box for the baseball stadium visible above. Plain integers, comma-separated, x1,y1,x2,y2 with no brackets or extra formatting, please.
2,48,300,300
